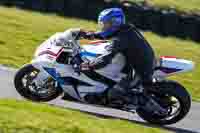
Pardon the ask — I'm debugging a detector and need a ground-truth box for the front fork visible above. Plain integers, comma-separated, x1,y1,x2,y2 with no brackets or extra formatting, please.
30,63,55,88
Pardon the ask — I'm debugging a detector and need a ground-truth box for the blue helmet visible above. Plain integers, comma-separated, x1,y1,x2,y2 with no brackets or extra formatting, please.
97,8,126,38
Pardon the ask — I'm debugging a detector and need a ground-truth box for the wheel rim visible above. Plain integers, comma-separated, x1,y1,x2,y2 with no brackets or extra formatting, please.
162,96,181,120
149,92,182,121
21,70,58,99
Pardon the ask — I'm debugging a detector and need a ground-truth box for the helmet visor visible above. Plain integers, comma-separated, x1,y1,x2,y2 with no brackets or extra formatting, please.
98,21,112,32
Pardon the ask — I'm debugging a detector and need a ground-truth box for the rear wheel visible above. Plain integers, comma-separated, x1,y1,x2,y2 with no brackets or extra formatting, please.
14,64,62,102
136,80,191,125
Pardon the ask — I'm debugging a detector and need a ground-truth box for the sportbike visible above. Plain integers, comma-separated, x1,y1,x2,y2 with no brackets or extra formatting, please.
14,29,194,125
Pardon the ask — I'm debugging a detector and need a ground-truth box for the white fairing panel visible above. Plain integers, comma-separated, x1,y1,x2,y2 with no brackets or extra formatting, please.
34,33,64,57
82,41,110,55
53,64,108,99
153,56,194,78
81,41,111,61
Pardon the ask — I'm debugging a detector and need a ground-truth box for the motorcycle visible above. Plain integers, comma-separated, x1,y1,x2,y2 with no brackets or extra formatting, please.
14,29,194,125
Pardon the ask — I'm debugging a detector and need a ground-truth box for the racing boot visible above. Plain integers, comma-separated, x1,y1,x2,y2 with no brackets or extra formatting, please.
108,78,135,108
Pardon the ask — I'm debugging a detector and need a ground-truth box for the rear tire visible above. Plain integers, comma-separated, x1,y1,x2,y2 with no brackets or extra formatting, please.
136,80,191,125
14,64,62,102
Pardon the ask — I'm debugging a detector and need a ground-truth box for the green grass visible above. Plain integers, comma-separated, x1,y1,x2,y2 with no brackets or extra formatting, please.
128,0,200,14
0,99,170,133
0,6,200,101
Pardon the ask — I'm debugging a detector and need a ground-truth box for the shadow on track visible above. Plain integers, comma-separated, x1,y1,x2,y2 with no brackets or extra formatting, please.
85,112,198,133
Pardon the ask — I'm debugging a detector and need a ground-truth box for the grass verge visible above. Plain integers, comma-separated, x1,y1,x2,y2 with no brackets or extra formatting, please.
0,6,199,101
0,99,170,133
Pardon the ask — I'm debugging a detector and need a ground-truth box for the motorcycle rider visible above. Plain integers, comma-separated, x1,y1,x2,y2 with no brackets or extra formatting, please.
76,8,156,104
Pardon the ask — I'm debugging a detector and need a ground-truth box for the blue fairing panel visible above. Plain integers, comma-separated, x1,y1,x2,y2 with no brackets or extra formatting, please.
43,67,92,86
79,51,99,57
43,67,65,84
155,67,182,74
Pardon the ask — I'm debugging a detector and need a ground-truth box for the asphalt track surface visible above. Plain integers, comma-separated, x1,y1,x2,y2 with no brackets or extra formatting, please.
0,65,199,133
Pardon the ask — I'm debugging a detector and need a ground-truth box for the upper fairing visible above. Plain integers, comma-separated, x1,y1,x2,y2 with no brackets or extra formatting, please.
82,40,111,55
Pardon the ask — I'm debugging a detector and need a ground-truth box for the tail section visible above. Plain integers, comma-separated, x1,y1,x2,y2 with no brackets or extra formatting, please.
154,56,194,78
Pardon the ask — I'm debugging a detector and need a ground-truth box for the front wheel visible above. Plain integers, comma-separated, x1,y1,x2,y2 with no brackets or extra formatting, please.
14,64,63,102
136,80,191,125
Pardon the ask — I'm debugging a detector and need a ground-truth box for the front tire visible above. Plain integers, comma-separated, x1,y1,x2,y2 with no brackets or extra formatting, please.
14,64,62,102
136,80,191,125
